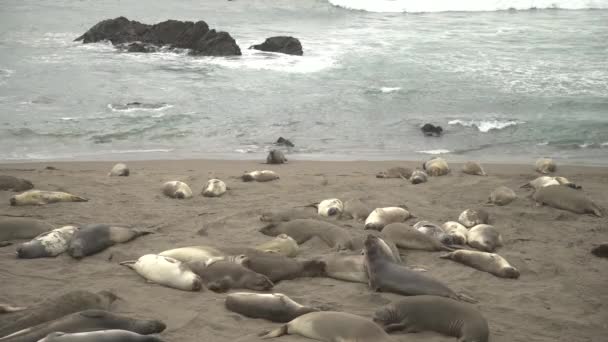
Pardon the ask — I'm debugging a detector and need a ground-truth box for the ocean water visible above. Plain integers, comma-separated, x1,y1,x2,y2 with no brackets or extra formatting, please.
1,0,607,164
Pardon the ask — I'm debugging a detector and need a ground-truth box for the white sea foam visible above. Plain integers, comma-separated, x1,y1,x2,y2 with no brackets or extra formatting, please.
416,149,451,155
380,87,401,93
602,142,608,147
448,119,523,133
328,0,608,13
107,103,173,113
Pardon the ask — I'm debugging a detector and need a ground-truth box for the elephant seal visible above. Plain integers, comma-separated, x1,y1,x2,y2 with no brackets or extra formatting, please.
275,137,294,147
521,176,559,190
258,311,395,341
259,208,317,222
255,234,299,257
238,253,326,283
382,223,453,252
409,169,428,184
349,233,402,263
535,157,556,174
413,221,446,241
554,176,581,189
201,179,226,197
376,167,412,179
16,225,79,258
0,291,118,338
242,170,279,182
467,224,503,252
120,254,202,291
421,123,443,137
372,296,489,341
161,181,192,199
532,185,602,217
423,157,450,176
365,207,412,231
317,198,343,217
591,243,608,258
0,310,165,342
0,218,55,246
462,161,486,176
37,330,164,342
0,176,33,192
260,219,354,251
226,292,318,323
458,208,489,228
0,304,25,314
67,224,153,259
341,199,375,222
188,260,274,292
108,163,129,176
364,235,475,302
9,190,88,206
158,246,223,263
266,150,287,164
440,250,519,278
488,186,517,206
440,221,468,245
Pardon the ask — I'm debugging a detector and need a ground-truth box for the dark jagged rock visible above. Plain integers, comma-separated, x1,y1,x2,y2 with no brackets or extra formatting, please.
421,123,443,137
250,36,303,56
75,16,241,56
276,137,294,147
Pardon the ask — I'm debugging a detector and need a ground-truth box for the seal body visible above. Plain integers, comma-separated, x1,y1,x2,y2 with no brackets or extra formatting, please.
260,219,354,251
276,137,294,147
365,207,412,231
9,190,88,206
258,311,395,341
413,221,446,241
0,310,165,342
37,329,164,342
259,208,316,222
108,163,129,176
239,253,326,282
462,161,486,176
255,234,299,257
440,250,519,278
201,179,226,197
458,209,489,228
16,226,79,258
67,224,152,259
161,181,192,199
225,293,317,323
317,198,344,217
591,244,608,258
121,254,202,291
421,123,443,137
242,170,279,182
467,224,503,252
321,253,368,283
382,223,452,252
535,157,556,174
409,170,428,184
189,260,274,292
376,167,412,179
0,218,55,244
266,150,287,164
533,185,602,217
373,296,489,342
489,186,517,206
158,246,223,263
423,157,450,176
0,176,33,192
441,221,468,245
341,199,374,222
522,176,559,190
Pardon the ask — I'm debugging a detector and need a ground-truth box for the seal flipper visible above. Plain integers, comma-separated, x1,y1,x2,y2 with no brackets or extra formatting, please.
454,293,478,304
119,260,137,269
0,304,26,313
259,325,288,338
69,195,89,202
0,241,12,247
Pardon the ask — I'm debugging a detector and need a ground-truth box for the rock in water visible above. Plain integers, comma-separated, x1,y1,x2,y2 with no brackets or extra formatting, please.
75,16,241,56
250,36,303,56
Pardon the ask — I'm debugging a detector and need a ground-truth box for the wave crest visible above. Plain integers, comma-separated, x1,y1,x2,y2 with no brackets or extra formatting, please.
448,119,523,132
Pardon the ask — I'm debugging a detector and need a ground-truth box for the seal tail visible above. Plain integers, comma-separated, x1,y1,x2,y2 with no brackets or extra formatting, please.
0,241,13,248
0,304,26,313
258,325,288,339
70,195,89,202
439,253,453,259
590,204,604,217
454,293,478,304
119,260,137,269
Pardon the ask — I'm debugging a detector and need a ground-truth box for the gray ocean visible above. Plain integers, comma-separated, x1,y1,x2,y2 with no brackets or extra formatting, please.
1,0,607,164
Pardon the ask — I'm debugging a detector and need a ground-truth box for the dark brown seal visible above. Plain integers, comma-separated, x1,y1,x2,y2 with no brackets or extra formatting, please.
0,176,34,192
188,260,274,292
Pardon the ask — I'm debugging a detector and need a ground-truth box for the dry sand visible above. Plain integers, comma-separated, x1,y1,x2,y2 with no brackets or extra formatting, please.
0,159,606,342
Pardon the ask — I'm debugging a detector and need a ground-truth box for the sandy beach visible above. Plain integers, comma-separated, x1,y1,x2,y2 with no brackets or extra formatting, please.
0,159,606,342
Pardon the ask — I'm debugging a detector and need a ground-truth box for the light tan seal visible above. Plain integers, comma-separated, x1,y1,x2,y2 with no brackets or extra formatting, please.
259,219,354,251
266,150,288,164
161,181,192,199
441,221,468,245
364,207,412,231
120,254,203,291
376,167,412,179
158,246,223,263
440,250,519,278
409,169,428,184
37,330,165,342
255,234,299,257
9,190,88,206
535,157,556,174
467,224,503,252
241,170,279,182
316,198,344,217
488,186,517,206
382,223,453,252
462,161,487,176
225,292,318,323
458,208,489,228
201,179,227,197
423,157,450,176
108,163,129,176
532,184,602,217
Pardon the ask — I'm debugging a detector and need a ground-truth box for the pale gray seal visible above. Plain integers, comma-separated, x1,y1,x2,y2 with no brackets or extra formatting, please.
376,167,412,179
382,223,453,252
423,157,450,176
0,291,118,338
188,260,274,292
0,175,33,192
413,221,446,241
201,179,226,197
255,234,299,257
316,198,344,217
341,198,375,222
259,219,354,251
225,292,318,323
258,311,395,341
461,161,487,176
37,330,164,342
535,157,556,174
467,224,503,252
440,250,519,278
67,224,153,259
522,176,580,190
161,181,192,199
373,296,489,341
364,207,412,231
458,208,489,228
9,190,88,206
108,163,129,176
488,186,517,206
409,169,428,184
266,150,287,164
242,170,280,182
440,221,468,245
120,254,202,291
158,245,223,264
16,226,79,258
0,218,55,246
532,185,602,217
364,235,475,302
0,310,165,342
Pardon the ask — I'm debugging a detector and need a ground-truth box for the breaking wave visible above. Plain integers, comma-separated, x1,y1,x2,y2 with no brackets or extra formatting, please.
448,119,523,133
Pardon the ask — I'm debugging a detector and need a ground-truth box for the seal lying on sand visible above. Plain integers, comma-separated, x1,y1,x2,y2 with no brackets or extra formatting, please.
462,161,486,176
532,185,602,217
373,296,489,342
260,219,354,251
9,190,88,206
242,170,279,182
409,170,428,184
458,208,489,228
189,260,274,292
255,234,299,257
440,221,468,245
316,198,344,217
467,224,503,252
376,167,412,179
68,224,153,259
535,157,556,174
16,225,79,258
413,221,446,241
266,150,287,164
488,186,517,206
364,235,475,302
259,208,317,222
382,223,453,252
0,218,55,246
108,163,129,176
440,250,519,278
258,311,395,341
226,293,318,323
0,310,165,342
201,179,226,197
423,157,450,176
161,181,192,199
37,329,165,342
521,176,581,190
238,253,326,283
120,254,202,291
340,198,376,222
0,175,33,191
365,207,412,231
158,246,223,264
0,290,118,338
